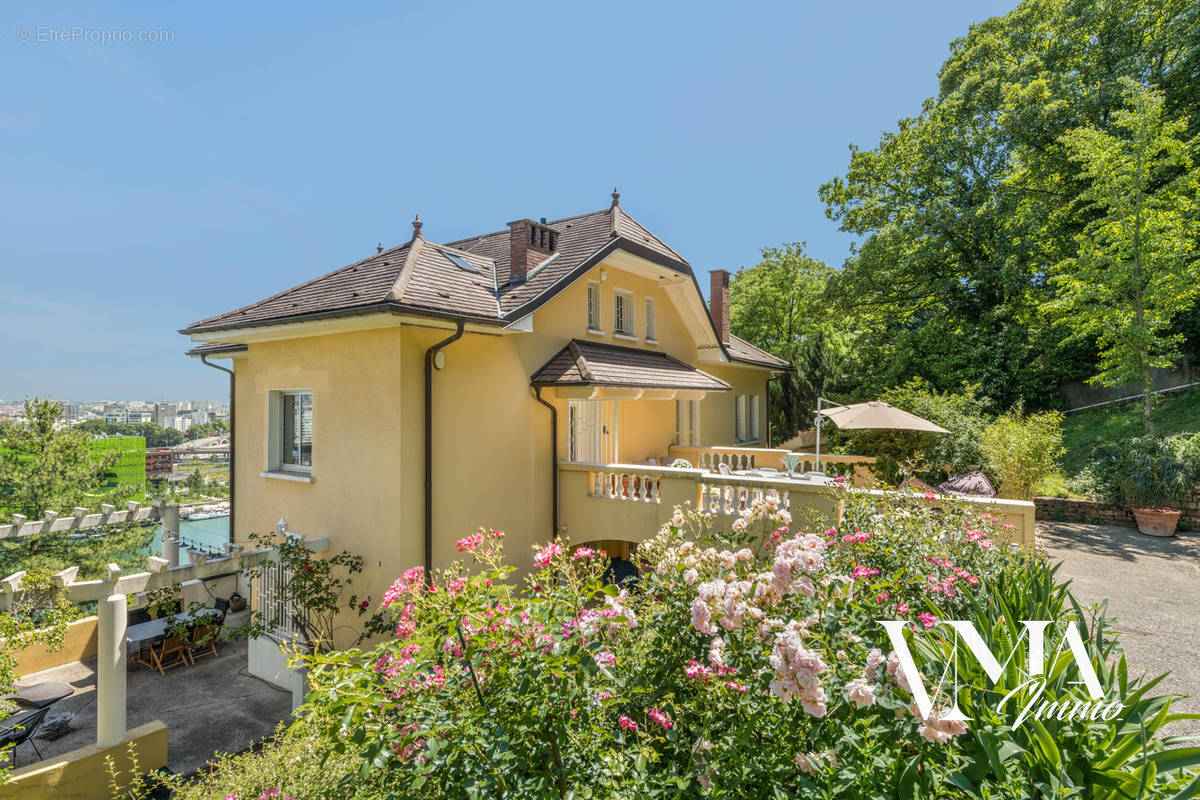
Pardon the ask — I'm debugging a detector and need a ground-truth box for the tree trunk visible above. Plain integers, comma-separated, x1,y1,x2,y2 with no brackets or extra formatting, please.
1141,357,1155,437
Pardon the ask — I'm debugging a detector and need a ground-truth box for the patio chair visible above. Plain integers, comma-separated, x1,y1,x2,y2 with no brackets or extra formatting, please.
188,623,221,661
213,597,231,623
149,633,192,675
0,706,49,767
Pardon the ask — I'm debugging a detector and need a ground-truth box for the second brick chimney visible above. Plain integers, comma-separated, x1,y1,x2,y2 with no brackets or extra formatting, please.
507,218,558,285
709,269,731,343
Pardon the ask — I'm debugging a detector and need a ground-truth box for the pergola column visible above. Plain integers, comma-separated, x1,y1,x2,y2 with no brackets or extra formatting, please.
96,592,128,747
163,503,180,568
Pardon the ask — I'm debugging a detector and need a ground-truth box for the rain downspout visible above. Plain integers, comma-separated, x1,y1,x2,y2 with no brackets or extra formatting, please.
200,355,235,544
533,387,558,540
425,320,465,581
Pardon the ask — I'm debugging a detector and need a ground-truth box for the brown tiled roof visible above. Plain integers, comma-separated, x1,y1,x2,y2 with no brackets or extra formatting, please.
183,201,697,335
186,342,248,357
725,335,791,369
531,340,732,391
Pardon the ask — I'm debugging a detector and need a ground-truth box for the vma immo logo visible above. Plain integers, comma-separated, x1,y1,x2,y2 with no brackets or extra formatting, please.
879,619,1125,727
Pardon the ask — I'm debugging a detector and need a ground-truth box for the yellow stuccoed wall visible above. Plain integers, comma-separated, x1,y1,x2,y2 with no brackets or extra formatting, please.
230,258,775,628
0,721,167,800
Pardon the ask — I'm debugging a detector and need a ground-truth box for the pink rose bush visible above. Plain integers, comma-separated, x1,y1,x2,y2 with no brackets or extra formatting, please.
242,496,1196,799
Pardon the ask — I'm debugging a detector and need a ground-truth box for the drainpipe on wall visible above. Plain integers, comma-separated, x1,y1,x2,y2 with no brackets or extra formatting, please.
533,386,559,540
200,355,235,545
425,320,465,582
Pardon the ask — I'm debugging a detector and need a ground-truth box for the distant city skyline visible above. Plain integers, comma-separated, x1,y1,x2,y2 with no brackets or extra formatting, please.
1,0,1016,398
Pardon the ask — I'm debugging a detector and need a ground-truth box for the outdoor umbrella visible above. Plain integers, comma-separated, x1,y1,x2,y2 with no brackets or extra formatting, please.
812,398,949,470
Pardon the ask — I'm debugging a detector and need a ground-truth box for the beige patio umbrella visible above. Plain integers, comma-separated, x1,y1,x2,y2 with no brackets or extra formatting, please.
813,398,949,470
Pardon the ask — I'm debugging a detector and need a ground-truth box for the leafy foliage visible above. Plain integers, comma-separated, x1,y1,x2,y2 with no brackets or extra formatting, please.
980,407,1065,501
0,398,123,520
1071,434,1199,507
175,498,1200,798
1051,79,1200,435
0,522,157,581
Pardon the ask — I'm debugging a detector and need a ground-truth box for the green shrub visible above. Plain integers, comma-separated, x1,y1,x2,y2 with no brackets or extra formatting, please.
1071,436,1198,507
184,496,1196,799
980,407,1065,501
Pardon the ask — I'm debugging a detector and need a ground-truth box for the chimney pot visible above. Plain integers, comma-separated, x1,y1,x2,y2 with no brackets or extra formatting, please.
709,269,731,344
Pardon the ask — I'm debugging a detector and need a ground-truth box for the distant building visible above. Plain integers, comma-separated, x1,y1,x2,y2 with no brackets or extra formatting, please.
146,448,174,476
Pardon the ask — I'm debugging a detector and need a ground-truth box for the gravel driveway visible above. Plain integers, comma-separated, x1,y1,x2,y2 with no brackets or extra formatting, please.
1039,521,1200,737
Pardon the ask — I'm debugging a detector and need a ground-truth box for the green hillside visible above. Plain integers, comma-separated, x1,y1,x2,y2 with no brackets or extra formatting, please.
1061,386,1200,475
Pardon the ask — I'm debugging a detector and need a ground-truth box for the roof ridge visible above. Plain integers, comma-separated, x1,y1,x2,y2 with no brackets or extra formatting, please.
386,237,425,302
188,242,411,328
443,207,611,250
614,208,688,263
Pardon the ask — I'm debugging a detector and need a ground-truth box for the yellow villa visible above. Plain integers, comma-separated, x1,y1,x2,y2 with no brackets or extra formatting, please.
182,191,800,599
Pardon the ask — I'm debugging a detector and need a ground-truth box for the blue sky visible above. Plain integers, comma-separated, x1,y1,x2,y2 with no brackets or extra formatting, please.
0,0,1016,401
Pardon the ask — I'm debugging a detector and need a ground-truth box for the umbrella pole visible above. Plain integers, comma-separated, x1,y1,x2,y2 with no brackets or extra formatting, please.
814,397,822,472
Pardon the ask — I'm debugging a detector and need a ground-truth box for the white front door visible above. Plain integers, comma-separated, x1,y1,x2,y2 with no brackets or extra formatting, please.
567,399,618,463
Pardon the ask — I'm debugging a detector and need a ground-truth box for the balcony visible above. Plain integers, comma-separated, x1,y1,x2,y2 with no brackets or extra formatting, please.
557,446,1036,551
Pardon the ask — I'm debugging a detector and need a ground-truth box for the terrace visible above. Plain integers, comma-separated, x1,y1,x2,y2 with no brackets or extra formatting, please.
7,643,291,776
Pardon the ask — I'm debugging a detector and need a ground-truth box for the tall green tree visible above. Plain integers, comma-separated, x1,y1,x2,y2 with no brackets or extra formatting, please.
1052,80,1200,434
0,398,118,518
819,0,1200,409
729,244,848,441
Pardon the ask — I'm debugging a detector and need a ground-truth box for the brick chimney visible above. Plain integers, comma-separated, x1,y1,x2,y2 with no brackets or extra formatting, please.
709,269,731,343
507,218,558,285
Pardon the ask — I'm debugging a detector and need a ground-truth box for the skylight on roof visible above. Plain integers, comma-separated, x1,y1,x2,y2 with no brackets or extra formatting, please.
439,249,479,274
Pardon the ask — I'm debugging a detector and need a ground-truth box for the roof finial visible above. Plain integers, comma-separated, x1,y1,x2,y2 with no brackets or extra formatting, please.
376,242,383,254
412,214,423,240
611,187,620,208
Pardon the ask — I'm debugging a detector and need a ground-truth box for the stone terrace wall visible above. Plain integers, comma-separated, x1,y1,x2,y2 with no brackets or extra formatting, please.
1036,495,1200,531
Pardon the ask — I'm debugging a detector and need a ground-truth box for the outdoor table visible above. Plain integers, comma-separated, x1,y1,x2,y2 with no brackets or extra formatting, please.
5,681,73,709
125,609,211,668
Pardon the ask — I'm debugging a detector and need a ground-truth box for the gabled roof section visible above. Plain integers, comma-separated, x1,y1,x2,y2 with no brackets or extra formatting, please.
181,196,719,343
531,340,731,392
725,334,791,370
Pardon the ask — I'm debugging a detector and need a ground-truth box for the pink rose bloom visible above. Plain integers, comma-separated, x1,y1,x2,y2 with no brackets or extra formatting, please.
534,543,562,567
647,707,673,729
845,677,876,708
618,714,638,731
918,612,937,629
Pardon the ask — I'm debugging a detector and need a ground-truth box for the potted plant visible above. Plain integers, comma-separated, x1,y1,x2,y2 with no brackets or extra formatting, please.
1108,438,1196,537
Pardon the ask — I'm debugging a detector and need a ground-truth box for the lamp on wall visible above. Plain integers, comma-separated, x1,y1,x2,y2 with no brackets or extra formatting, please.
599,269,607,282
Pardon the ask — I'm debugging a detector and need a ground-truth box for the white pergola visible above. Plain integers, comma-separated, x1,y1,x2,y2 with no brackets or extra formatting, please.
0,504,327,749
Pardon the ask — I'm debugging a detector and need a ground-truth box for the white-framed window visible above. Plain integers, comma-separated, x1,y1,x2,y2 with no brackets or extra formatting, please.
269,390,313,473
735,394,748,442
613,289,635,337
645,297,656,342
675,399,700,447
587,281,602,332
750,394,760,441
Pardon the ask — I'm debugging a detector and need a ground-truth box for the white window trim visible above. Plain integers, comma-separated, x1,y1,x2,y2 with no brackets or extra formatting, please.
613,288,635,337
266,389,314,477
587,281,603,334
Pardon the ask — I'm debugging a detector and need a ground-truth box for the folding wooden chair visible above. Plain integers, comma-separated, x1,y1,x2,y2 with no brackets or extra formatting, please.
149,634,192,675
188,624,220,661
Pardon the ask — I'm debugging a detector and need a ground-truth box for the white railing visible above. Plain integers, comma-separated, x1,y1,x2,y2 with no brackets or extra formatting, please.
590,467,663,502
697,478,790,517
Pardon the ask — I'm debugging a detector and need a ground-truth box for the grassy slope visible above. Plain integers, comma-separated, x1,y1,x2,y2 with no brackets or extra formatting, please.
1061,385,1200,475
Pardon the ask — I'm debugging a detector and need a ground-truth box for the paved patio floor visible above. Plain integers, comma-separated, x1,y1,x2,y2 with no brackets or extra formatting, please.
1039,521,1200,737
6,641,293,775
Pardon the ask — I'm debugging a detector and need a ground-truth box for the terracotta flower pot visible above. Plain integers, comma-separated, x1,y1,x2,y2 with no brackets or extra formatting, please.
1132,507,1181,537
